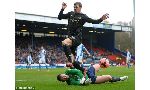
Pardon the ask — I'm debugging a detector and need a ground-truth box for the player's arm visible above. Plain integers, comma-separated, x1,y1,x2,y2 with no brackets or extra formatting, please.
66,69,81,75
65,69,84,78
83,46,91,57
84,13,109,24
65,69,88,85
68,69,89,85
58,2,69,20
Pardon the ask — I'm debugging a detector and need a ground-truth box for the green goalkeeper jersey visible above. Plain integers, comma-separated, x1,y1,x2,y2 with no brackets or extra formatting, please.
65,69,88,85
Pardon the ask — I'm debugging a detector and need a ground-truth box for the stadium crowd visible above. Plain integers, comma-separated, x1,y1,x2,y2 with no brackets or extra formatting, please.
15,34,67,64
15,34,132,65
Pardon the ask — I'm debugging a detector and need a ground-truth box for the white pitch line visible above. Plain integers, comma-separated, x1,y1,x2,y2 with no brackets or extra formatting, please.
16,80,27,82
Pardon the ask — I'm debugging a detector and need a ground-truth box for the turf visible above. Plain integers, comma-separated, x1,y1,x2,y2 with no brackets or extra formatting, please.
15,66,135,90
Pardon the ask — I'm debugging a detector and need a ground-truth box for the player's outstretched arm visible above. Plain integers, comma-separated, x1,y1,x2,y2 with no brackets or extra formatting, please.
84,13,109,24
58,2,69,20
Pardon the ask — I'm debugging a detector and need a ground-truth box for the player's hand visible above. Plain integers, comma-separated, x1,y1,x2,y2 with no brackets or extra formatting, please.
100,13,109,20
84,78,91,85
66,62,73,67
62,2,67,9
80,77,86,84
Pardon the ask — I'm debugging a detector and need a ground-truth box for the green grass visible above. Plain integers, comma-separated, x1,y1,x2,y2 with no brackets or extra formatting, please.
15,66,135,90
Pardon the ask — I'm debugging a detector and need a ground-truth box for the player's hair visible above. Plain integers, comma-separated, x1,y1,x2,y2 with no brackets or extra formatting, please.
57,74,66,82
74,2,82,7
57,74,62,81
57,74,65,82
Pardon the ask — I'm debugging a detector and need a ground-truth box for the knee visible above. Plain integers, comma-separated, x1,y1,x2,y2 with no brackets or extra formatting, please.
62,40,70,46
102,75,112,80
108,75,112,80
62,38,72,46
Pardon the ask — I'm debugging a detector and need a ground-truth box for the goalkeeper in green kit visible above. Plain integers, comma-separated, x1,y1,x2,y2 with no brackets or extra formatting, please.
57,68,91,85
57,64,128,85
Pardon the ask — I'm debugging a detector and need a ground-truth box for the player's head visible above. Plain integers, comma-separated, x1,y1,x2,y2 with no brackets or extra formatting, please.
41,46,44,50
126,48,129,52
99,58,110,68
57,74,69,82
74,2,82,13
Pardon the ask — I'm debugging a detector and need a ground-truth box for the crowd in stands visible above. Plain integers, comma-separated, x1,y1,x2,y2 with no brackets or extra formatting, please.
15,34,133,65
15,34,67,64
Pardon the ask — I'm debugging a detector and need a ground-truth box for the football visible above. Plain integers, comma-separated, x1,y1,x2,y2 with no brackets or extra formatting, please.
99,58,110,68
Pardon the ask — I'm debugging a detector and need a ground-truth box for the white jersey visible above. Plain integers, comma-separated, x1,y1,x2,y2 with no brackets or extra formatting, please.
126,51,131,62
39,49,46,64
27,55,33,64
75,44,87,62
39,49,46,58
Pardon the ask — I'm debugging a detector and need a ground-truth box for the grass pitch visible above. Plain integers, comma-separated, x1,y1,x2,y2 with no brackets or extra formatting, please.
15,66,135,90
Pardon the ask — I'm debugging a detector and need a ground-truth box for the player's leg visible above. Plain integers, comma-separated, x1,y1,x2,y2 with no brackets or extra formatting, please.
44,63,48,70
29,64,31,69
62,38,73,63
128,60,131,68
70,35,86,72
38,59,42,71
127,62,130,68
86,64,104,79
95,75,128,84
70,34,83,61
28,61,31,69
62,38,72,46
126,59,130,68
73,53,85,72
44,62,48,70
76,55,84,66
42,58,48,70
66,57,86,75
95,75,112,84
26,59,29,69
68,53,86,76
72,61,85,72
87,64,128,84
75,44,84,63
87,64,110,84
26,63,29,69
65,35,86,74
110,76,128,82
38,63,41,71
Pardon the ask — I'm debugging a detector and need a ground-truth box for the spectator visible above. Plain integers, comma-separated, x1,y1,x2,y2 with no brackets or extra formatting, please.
126,49,131,68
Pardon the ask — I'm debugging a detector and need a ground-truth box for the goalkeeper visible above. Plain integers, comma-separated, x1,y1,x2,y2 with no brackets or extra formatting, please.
57,68,91,85
57,64,128,85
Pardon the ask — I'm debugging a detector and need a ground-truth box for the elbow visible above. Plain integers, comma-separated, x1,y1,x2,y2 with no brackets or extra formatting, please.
58,17,61,20
58,16,62,20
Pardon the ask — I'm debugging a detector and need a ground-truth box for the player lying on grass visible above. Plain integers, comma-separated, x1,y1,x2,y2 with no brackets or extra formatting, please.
57,63,128,85
57,68,91,85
